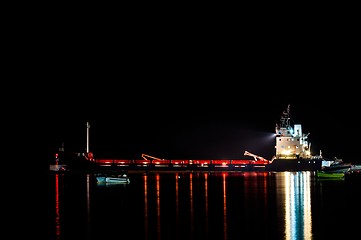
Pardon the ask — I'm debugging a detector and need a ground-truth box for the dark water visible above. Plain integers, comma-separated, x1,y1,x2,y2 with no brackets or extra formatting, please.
46,171,361,240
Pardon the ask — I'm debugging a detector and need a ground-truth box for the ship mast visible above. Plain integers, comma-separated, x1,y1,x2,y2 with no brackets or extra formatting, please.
280,104,291,129
275,104,293,137
86,122,90,154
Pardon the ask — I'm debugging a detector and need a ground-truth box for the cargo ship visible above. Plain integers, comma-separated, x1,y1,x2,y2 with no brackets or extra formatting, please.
51,105,324,172
94,105,324,172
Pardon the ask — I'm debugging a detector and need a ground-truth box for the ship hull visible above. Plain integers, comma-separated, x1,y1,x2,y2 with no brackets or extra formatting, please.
94,158,323,172
265,158,323,172
51,151,98,172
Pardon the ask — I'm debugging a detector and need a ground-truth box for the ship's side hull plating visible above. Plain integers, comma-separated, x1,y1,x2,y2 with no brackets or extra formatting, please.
95,158,323,172
265,159,322,172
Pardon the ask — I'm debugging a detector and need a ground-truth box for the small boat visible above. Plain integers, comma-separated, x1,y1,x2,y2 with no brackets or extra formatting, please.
321,157,351,173
317,171,345,179
345,166,361,181
349,164,361,173
317,159,352,180
96,173,130,183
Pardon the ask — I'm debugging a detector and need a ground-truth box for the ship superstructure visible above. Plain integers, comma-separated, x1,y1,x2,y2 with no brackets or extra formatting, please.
275,104,312,160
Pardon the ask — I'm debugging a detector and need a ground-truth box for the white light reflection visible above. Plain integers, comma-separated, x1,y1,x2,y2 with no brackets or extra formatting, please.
284,172,312,240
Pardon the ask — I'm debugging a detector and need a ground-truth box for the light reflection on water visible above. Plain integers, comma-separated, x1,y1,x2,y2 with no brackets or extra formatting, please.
50,171,357,240
282,172,312,240
54,174,61,240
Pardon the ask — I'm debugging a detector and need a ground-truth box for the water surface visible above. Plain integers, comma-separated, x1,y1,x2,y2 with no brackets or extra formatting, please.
46,171,361,240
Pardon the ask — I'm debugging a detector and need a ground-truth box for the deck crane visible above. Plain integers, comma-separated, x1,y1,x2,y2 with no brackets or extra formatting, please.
141,154,166,162
244,151,269,162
